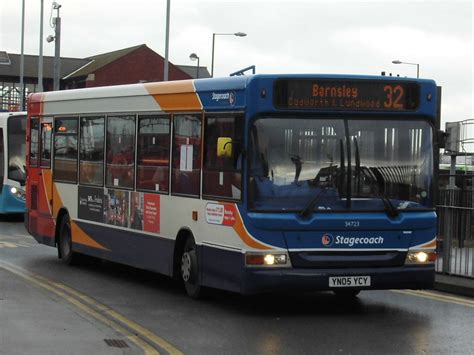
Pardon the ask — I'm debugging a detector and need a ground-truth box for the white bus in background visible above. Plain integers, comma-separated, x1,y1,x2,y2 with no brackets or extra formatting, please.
0,111,27,214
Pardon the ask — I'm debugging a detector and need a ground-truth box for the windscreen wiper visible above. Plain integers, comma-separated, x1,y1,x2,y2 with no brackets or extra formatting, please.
299,187,329,218
366,168,399,218
353,138,398,218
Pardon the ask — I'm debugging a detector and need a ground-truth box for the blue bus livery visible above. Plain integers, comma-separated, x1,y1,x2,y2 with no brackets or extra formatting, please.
26,75,438,298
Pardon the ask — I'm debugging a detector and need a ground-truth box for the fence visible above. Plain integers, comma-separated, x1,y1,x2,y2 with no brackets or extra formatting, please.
436,173,474,278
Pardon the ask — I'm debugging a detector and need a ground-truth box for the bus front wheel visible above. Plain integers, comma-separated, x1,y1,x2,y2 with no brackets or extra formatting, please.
58,215,78,265
181,238,202,299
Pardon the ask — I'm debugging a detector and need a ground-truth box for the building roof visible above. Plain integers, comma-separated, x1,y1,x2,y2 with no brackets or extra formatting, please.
64,44,145,79
177,64,211,79
0,52,89,79
0,44,203,82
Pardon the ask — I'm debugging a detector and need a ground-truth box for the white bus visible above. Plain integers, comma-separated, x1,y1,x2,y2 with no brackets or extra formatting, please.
0,111,27,214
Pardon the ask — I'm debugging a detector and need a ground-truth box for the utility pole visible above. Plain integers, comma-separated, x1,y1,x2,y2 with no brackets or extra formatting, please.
163,0,170,81
38,0,44,92
19,0,25,110
52,3,62,91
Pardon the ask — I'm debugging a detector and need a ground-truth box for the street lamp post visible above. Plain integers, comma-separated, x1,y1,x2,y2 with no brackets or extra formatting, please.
211,32,246,77
189,53,200,79
19,0,25,110
38,0,44,92
392,60,420,78
163,0,170,81
47,2,62,91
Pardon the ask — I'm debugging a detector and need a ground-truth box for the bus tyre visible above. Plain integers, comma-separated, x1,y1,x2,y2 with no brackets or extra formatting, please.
181,238,202,299
333,289,360,298
58,215,77,265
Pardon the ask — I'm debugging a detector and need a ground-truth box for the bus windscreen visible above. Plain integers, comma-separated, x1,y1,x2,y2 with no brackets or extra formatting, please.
274,79,420,111
8,115,27,185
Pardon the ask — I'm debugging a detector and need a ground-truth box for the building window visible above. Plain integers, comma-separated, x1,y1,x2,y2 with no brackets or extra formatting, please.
106,115,136,189
54,117,78,183
40,121,52,168
203,114,243,200
79,116,104,186
136,114,170,192
171,114,202,197
29,117,39,167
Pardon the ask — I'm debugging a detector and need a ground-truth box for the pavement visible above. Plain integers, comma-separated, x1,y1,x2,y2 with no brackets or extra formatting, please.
434,273,474,298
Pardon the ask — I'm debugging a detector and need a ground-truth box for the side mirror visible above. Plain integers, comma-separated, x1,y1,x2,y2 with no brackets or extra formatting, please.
437,129,447,149
217,137,233,158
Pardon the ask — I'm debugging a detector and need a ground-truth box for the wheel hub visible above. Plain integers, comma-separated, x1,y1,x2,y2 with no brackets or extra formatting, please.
181,252,192,282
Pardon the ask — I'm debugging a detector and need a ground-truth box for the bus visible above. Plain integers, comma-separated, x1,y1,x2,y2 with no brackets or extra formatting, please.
25,75,439,298
0,111,27,214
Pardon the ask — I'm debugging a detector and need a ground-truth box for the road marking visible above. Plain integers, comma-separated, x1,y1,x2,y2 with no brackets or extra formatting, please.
392,289,474,308
0,234,36,248
44,276,183,355
0,241,19,248
0,261,183,355
0,240,32,248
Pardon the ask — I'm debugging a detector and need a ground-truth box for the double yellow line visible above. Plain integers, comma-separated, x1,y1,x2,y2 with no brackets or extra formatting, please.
0,261,183,355
393,289,474,308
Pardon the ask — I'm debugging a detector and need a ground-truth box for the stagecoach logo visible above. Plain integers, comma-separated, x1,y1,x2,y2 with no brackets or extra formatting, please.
322,233,385,247
211,91,236,106
322,233,334,247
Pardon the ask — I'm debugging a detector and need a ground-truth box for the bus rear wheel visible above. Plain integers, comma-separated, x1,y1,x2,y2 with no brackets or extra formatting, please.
181,238,202,299
58,215,78,265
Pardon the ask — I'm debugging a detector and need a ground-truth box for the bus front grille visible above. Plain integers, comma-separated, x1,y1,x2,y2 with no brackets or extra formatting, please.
289,250,407,268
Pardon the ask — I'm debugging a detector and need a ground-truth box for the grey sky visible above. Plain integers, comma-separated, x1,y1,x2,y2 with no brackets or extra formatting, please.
1,0,472,126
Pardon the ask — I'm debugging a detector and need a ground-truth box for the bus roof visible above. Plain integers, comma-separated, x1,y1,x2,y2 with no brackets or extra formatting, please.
28,74,438,116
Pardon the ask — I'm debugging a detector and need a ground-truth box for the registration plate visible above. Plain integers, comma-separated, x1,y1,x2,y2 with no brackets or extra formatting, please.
329,276,371,288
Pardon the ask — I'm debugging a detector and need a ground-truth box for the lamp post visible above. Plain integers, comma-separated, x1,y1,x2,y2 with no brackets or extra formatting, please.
163,0,170,81
19,0,25,110
211,32,246,77
189,53,200,79
38,0,44,92
47,2,62,91
392,60,420,78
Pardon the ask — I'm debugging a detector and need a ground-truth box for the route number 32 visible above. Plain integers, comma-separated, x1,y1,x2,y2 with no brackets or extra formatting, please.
383,85,404,109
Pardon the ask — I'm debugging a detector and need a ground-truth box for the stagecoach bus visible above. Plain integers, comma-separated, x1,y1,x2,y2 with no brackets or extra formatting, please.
0,111,26,214
26,75,439,298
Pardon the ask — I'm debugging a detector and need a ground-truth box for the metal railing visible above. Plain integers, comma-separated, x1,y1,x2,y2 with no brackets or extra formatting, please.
436,174,474,278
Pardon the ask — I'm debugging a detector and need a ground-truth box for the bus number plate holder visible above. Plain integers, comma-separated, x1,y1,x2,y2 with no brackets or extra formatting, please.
329,276,371,288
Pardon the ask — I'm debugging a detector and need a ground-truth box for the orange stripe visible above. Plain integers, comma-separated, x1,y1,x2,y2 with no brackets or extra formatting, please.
230,205,272,250
143,81,202,112
71,221,109,251
42,169,53,216
144,80,195,94
154,93,202,111
413,238,437,249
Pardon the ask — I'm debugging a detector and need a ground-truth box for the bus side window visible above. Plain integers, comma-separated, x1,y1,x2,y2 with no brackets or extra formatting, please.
203,114,243,200
53,117,78,183
40,121,52,168
171,114,202,197
30,118,39,167
106,115,136,189
136,114,170,193
79,116,104,186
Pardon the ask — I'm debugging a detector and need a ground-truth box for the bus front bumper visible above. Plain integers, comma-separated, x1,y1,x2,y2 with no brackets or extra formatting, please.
240,265,435,295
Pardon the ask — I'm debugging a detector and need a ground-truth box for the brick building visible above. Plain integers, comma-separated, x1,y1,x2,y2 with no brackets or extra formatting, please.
0,44,210,111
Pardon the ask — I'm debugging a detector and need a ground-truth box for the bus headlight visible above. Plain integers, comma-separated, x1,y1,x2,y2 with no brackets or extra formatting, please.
10,186,26,201
245,252,290,267
405,250,436,264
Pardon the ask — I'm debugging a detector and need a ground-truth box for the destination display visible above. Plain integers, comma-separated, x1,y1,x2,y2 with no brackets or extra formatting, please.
273,79,419,111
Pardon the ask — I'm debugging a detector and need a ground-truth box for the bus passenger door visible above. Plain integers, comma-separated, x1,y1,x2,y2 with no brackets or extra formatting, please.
31,117,55,240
